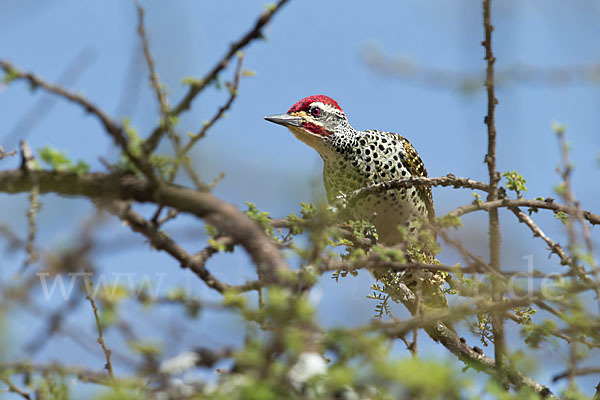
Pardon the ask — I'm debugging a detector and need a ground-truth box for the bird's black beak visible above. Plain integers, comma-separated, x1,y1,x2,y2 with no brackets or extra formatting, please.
264,113,303,127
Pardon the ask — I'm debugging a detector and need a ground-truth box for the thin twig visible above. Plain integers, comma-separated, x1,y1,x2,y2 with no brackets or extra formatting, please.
182,54,245,154
554,124,600,305
0,362,118,387
103,201,258,293
0,145,17,160
554,124,600,385
510,207,574,267
86,291,115,379
142,0,291,154
134,0,204,189
20,141,39,267
0,376,32,400
0,59,157,181
3,48,96,148
553,367,600,383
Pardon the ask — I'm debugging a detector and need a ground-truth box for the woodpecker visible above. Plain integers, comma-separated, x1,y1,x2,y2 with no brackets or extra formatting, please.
265,95,449,314
265,95,434,245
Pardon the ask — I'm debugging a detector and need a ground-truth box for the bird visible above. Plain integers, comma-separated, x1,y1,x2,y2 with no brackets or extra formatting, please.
265,95,450,315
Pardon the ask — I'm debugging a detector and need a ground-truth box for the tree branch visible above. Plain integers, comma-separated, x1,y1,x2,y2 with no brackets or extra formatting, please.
0,169,289,285
86,291,115,379
482,0,505,370
0,60,156,181
448,197,600,225
104,201,258,293
511,207,574,267
345,174,490,206
142,0,291,154
373,284,556,397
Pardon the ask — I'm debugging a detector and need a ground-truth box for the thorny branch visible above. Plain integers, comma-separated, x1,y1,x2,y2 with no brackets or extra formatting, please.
482,0,506,371
86,290,115,379
345,174,491,204
338,173,600,225
511,207,574,267
449,197,600,225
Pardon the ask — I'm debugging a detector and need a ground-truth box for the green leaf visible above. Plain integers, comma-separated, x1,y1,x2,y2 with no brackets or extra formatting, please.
435,214,463,230
205,224,219,237
38,146,90,175
551,120,566,135
513,306,537,324
300,202,317,219
502,170,528,192
521,319,557,348
2,67,19,84
129,340,162,357
181,76,203,86
244,202,274,237
555,211,568,225
554,183,566,196
373,245,405,263
263,3,277,13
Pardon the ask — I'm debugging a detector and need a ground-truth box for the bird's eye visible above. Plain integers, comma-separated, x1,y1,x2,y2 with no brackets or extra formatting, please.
311,107,321,117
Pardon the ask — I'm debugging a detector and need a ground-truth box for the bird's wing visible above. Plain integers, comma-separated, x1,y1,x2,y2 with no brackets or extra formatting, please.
396,134,435,223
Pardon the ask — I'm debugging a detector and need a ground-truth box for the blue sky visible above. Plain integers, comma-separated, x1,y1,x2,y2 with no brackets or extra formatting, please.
1,0,599,396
